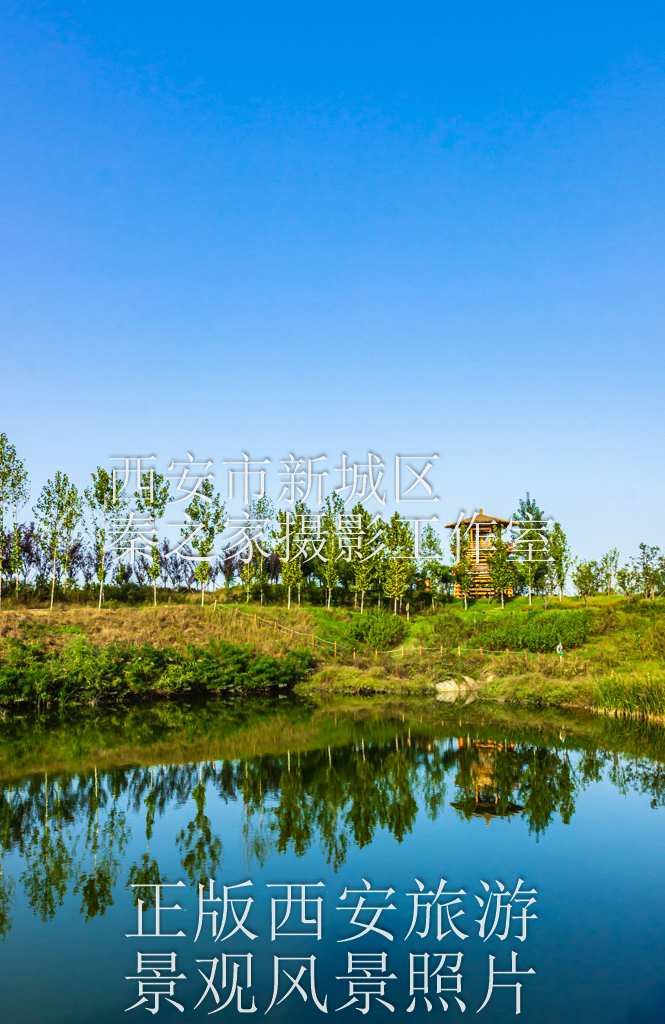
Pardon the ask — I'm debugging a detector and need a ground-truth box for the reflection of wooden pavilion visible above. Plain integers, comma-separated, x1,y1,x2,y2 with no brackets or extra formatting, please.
445,509,512,599
451,738,523,826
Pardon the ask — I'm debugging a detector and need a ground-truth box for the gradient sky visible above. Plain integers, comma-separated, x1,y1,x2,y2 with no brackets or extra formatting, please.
2,1,665,561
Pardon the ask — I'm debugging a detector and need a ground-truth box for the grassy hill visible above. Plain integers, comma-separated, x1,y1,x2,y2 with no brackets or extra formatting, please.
0,593,664,716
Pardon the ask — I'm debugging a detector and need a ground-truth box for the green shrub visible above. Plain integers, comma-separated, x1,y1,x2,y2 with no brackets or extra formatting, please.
345,609,406,649
430,610,592,653
0,637,314,705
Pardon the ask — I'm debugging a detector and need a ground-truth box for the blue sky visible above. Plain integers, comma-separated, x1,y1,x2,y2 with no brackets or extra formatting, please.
2,1,664,560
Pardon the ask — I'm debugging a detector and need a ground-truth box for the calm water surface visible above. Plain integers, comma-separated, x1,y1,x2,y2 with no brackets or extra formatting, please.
0,697,663,1024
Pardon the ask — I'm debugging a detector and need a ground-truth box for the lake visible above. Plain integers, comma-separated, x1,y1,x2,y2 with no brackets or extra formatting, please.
0,696,663,1023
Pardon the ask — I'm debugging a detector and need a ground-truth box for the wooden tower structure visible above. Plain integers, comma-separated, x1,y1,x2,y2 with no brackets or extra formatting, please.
444,508,512,599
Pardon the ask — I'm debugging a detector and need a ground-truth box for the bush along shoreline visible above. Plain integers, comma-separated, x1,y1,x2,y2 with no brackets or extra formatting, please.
0,636,315,706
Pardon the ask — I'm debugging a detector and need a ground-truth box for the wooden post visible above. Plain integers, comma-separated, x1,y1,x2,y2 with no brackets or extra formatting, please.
480,647,483,659
334,641,337,658
312,634,315,649
458,645,461,657
353,648,356,659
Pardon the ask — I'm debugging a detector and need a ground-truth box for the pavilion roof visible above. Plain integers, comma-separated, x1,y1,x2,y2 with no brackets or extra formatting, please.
444,508,511,529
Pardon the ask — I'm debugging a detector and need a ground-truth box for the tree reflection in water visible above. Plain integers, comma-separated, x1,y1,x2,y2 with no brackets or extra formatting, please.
0,702,663,937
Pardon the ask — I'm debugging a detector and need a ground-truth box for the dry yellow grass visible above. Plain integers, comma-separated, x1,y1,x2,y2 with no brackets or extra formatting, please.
0,604,320,656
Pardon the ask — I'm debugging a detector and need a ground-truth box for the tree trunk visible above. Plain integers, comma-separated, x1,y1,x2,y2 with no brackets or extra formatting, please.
288,586,291,610
559,584,563,602
153,580,157,607
394,598,397,616
361,591,364,615
354,592,357,610
50,550,56,611
501,590,504,609
298,583,301,607
528,584,532,606
201,582,205,606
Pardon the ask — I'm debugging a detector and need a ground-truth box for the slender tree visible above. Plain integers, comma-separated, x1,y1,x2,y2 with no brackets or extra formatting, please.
182,480,226,606
319,494,344,609
418,523,445,608
33,472,80,610
571,559,599,608
274,506,306,610
85,468,127,609
616,564,638,599
0,434,23,610
599,548,620,597
134,471,171,607
349,503,383,614
61,482,83,589
512,494,549,605
9,453,29,600
382,512,414,614
451,530,472,611
487,533,514,609
547,523,571,601
251,495,276,606
632,543,661,601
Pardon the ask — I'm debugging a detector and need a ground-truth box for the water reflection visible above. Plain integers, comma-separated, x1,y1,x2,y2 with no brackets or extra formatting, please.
0,698,663,937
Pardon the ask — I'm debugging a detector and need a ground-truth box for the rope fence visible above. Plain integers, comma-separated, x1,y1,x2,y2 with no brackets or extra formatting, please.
212,603,565,661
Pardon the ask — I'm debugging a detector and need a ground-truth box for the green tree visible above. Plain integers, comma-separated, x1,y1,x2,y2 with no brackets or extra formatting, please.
616,564,637,598
0,434,28,610
547,523,571,601
85,468,116,608
382,512,414,614
61,482,83,589
9,454,29,600
487,533,514,608
349,503,383,614
512,493,549,605
239,553,256,603
33,472,81,610
632,543,661,600
320,494,344,609
450,530,472,610
571,559,599,607
135,471,171,607
599,548,620,597
274,504,306,610
252,495,276,605
182,480,226,606
418,523,451,608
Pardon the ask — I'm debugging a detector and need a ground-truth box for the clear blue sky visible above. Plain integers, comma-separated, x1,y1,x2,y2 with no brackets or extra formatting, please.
2,1,664,560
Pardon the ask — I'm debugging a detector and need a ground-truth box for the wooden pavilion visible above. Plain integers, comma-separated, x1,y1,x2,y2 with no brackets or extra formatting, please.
444,508,512,599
